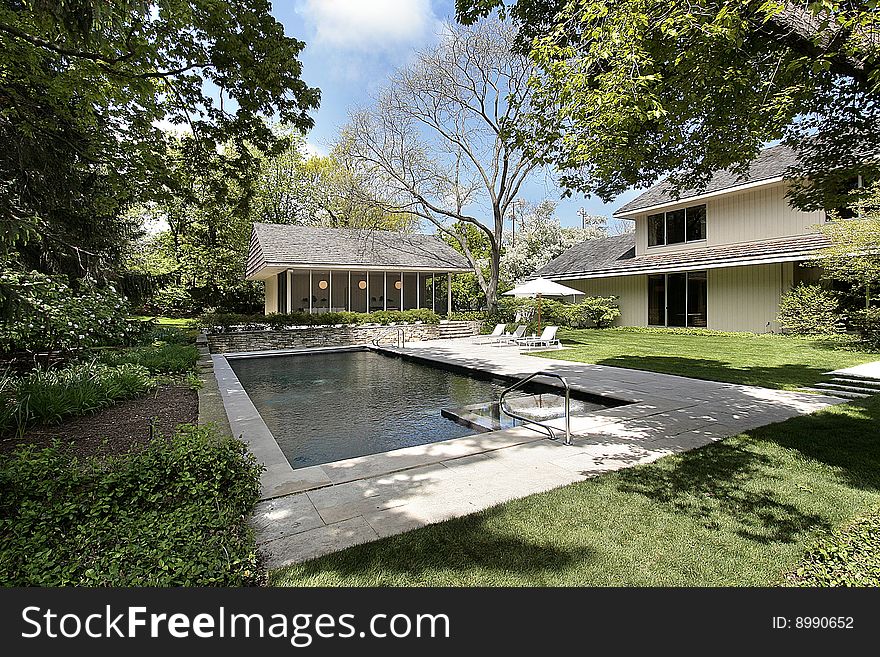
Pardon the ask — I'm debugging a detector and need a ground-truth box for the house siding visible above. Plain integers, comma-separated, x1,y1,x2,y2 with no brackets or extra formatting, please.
263,276,278,314
565,275,647,327
566,263,796,333
634,183,825,256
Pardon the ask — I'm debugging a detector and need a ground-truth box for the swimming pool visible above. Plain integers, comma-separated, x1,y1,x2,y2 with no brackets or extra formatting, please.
229,349,622,469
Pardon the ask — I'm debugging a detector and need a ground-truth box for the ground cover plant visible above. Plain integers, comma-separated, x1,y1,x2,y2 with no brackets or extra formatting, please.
0,424,263,586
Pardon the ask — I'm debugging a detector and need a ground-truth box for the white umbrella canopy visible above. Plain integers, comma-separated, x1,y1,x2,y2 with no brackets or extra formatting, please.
503,277,583,332
503,277,585,298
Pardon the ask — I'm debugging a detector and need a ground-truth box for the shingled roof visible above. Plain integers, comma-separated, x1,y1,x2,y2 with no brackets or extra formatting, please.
536,232,829,280
246,223,472,279
616,144,800,216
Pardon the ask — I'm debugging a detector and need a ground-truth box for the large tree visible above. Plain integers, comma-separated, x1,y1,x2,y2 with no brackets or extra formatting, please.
0,1,319,314
456,1,880,211
341,18,541,311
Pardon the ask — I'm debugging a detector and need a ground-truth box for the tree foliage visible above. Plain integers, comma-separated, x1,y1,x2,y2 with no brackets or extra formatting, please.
500,200,605,283
456,1,880,210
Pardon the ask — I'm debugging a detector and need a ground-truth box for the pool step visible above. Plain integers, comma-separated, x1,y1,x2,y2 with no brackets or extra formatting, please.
438,321,481,339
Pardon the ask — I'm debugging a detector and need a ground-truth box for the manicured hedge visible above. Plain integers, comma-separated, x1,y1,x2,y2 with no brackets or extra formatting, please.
0,425,263,586
97,343,200,375
199,308,440,333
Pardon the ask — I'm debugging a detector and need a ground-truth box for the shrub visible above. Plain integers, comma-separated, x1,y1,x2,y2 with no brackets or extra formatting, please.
0,362,155,437
447,311,488,322
0,425,263,586
777,284,842,335
198,309,441,333
847,307,880,349
96,343,200,375
566,296,622,328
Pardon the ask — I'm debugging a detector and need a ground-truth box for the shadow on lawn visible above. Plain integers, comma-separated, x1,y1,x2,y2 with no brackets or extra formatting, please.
280,512,598,583
594,355,827,389
615,397,880,544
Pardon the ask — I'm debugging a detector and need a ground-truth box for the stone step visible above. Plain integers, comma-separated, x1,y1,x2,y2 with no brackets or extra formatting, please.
830,377,880,389
814,382,880,395
800,387,870,399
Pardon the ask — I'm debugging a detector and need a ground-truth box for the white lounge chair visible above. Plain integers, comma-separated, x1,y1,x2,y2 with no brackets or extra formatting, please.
479,323,507,344
494,325,527,346
516,326,561,350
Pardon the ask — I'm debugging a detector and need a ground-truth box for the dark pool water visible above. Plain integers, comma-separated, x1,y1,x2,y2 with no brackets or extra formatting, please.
230,350,511,469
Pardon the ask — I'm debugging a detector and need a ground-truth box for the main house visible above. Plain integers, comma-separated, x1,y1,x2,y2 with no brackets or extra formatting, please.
537,144,830,333
246,223,471,315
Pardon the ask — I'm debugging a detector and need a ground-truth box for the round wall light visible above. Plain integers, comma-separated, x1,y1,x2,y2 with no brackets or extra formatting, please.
358,280,367,290
318,280,328,290
394,280,402,290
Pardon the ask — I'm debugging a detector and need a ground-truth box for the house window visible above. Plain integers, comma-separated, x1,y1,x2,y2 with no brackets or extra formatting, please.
647,271,707,327
277,271,288,313
646,204,707,246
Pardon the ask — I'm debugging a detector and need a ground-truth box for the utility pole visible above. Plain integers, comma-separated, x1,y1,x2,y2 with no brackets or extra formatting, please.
578,207,588,229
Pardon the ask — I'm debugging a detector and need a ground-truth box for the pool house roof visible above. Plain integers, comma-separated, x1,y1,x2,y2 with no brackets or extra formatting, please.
246,223,472,280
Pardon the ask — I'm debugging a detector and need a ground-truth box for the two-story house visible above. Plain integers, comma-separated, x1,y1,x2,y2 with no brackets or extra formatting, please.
536,144,831,333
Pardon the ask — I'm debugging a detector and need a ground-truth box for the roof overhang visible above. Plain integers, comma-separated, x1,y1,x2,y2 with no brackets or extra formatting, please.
247,262,473,281
543,250,822,282
614,176,787,219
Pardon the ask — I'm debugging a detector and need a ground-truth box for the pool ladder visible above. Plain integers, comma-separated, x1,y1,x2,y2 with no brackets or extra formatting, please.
371,326,407,349
499,371,572,445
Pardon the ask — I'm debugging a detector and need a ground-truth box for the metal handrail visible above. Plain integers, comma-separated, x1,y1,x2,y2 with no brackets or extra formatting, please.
371,326,407,349
499,371,571,445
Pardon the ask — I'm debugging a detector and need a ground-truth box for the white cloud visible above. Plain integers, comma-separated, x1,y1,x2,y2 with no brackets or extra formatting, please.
304,142,326,157
297,0,439,52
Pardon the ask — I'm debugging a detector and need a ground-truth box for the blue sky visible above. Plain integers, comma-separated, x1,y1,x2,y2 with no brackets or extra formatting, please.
272,0,639,228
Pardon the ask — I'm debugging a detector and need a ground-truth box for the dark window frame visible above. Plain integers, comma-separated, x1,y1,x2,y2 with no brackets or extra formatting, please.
646,270,708,328
646,204,708,247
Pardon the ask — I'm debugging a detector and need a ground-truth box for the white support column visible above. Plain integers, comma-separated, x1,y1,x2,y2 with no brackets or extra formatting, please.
286,270,292,314
383,271,387,311
447,273,452,315
416,273,420,309
432,272,436,313
347,271,351,312
308,269,313,314
328,270,333,312
400,272,405,311
366,271,370,314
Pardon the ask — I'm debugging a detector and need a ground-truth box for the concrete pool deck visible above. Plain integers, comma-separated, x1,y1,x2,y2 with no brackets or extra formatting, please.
212,339,843,569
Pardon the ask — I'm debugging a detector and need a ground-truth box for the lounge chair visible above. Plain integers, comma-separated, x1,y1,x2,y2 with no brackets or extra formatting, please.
516,326,561,350
479,323,507,344
494,325,526,346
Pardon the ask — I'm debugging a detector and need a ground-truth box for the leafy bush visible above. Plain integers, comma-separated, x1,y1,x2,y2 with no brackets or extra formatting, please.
0,425,263,586
199,309,441,333
847,307,880,349
566,296,622,328
0,362,155,437
790,506,880,587
777,284,842,335
97,343,200,375
447,310,488,322
0,271,147,354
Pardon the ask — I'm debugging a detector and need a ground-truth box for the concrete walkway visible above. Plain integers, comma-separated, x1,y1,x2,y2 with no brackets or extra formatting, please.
232,339,842,569
829,361,880,379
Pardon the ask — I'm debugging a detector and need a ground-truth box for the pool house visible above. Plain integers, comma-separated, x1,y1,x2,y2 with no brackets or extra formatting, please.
246,223,473,315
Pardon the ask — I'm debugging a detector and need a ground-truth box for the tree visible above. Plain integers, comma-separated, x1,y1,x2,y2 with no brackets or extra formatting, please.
500,200,605,284
455,1,880,211
253,132,416,230
1,1,319,320
341,18,541,311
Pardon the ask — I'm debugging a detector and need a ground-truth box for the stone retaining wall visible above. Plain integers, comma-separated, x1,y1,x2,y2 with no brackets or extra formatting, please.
206,321,481,354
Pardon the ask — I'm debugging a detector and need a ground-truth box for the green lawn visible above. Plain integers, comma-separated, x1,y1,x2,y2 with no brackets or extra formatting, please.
532,328,879,391
132,316,194,328
272,396,880,586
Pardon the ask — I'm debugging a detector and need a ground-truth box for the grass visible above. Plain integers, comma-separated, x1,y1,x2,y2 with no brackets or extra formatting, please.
272,396,880,586
96,342,199,375
131,316,194,328
531,327,879,391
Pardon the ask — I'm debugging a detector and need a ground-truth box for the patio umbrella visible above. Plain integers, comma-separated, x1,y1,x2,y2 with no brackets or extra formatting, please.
503,277,584,332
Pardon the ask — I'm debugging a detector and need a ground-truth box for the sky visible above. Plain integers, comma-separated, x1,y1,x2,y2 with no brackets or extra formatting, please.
270,0,639,229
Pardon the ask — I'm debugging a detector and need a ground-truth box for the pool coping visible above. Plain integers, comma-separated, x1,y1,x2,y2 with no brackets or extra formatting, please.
212,345,639,500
